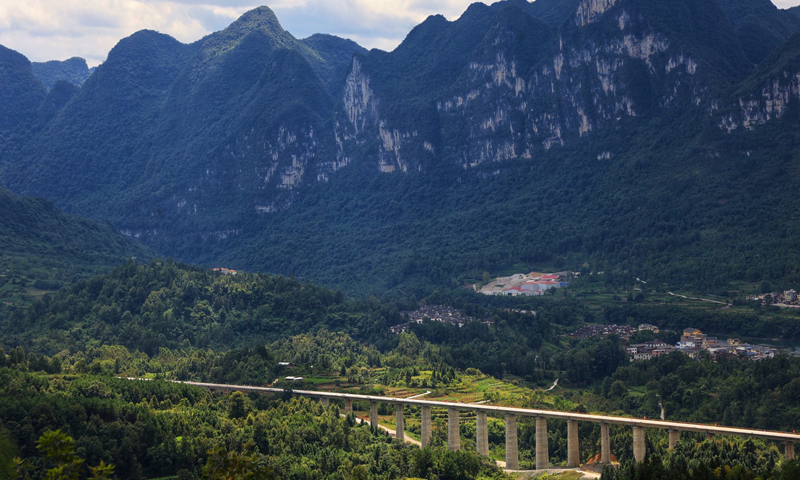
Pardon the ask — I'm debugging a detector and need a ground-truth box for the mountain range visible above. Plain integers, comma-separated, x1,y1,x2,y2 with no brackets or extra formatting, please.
4,0,800,294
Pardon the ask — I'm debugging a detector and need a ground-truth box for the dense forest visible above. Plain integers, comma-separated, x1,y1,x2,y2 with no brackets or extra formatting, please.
1,327,800,478
1,257,799,478
0,365,505,480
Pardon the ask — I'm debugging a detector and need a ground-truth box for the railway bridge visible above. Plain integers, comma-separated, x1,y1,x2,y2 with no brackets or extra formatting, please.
171,380,799,470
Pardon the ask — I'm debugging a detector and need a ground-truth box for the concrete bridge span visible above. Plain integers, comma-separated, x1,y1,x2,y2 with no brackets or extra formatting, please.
164,380,799,469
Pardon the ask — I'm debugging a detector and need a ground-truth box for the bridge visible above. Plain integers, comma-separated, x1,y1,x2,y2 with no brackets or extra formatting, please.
168,380,799,469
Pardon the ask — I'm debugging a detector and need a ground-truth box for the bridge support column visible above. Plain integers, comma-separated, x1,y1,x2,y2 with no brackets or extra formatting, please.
536,417,549,469
395,404,405,442
632,426,646,462
345,398,353,415
567,419,580,468
321,398,329,408
370,401,378,429
786,441,795,461
421,406,432,447
601,422,611,465
476,411,489,455
668,429,680,450
505,414,519,470
448,408,461,451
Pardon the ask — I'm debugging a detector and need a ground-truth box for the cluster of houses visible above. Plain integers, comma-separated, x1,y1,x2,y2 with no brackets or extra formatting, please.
627,327,775,361
389,305,492,334
626,341,678,361
570,323,660,341
568,323,777,361
746,289,799,306
674,327,775,360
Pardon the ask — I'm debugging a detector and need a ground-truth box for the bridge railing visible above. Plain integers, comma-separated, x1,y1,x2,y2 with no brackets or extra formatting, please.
145,379,799,470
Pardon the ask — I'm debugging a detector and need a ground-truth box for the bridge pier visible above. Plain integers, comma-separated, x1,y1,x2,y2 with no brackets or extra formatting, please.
448,408,461,451
668,429,680,450
476,411,489,455
395,404,405,441
506,413,519,470
632,426,646,462
176,380,800,469
421,406,432,447
370,401,378,429
567,419,580,468
601,422,611,464
536,417,549,469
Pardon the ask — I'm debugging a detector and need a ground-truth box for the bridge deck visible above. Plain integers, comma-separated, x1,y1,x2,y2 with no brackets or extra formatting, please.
167,380,800,443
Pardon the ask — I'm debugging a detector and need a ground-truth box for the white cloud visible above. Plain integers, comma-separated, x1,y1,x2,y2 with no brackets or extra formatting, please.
0,0,480,67
5,0,799,68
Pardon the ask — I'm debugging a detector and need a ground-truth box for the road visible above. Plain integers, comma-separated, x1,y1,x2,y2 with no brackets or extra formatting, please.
668,291,725,305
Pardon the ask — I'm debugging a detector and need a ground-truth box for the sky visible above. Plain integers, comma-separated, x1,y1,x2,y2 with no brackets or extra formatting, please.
2,0,800,68
0,0,480,67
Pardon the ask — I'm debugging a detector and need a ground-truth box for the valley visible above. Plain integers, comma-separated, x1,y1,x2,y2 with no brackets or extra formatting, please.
3,0,800,478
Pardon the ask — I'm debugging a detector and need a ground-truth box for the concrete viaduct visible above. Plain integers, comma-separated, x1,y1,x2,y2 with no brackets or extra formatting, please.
173,380,798,469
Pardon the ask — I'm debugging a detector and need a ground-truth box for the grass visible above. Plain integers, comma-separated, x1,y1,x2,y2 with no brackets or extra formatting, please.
627,386,646,398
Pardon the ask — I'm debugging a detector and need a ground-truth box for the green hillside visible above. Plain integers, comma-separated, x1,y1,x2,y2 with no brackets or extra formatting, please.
0,186,152,306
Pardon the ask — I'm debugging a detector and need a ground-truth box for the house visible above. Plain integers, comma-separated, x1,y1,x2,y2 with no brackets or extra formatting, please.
652,346,677,357
638,323,660,333
503,286,524,296
389,323,410,334
212,267,237,275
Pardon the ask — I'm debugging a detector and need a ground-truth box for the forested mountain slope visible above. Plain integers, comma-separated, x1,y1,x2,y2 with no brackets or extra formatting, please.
0,186,152,305
31,57,93,89
3,0,800,293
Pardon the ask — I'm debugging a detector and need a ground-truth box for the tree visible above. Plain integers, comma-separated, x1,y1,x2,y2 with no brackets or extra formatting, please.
35,429,84,480
14,430,117,480
0,427,16,480
202,443,274,480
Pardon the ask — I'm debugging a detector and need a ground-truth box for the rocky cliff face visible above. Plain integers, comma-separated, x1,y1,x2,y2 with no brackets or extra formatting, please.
719,33,800,131
335,0,726,171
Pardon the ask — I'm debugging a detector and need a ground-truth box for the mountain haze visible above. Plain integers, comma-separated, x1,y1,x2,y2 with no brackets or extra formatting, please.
3,0,800,293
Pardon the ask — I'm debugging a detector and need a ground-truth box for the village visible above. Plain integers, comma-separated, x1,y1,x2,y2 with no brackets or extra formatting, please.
389,304,493,334
475,271,573,296
571,323,777,361
746,289,800,307
393,306,778,361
